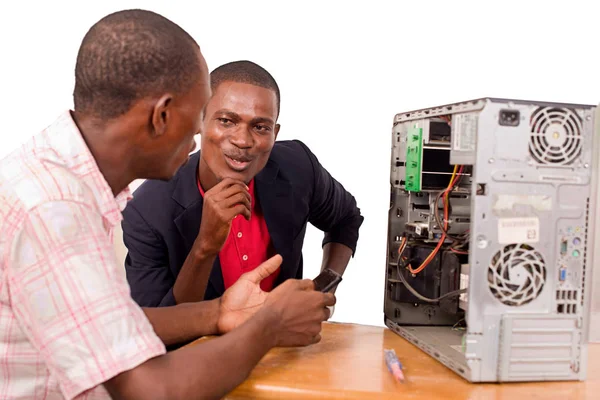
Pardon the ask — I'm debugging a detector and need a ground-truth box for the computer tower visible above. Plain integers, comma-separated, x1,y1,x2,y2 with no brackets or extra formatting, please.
384,98,596,382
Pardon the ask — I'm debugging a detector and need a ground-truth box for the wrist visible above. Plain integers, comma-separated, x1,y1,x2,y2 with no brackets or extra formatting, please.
215,297,228,335
194,298,221,336
254,305,280,348
192,238,219,260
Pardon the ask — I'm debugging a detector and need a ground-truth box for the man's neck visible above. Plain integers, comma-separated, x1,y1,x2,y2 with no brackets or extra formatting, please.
72,111,134,196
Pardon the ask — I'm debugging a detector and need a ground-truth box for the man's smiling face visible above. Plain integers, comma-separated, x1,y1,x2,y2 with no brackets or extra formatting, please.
198,80,279,187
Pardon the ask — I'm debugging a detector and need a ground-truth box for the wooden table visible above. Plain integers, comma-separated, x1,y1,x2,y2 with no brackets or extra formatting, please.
190,322,600,399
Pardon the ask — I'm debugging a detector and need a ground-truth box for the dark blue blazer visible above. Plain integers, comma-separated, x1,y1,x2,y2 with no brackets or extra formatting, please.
122,140,363,307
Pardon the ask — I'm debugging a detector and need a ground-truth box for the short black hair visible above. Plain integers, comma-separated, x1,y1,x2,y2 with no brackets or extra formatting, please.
210,61,281,117
74,9,202,119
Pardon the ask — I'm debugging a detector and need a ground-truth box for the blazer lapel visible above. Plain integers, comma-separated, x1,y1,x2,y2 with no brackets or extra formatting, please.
255,159,298,284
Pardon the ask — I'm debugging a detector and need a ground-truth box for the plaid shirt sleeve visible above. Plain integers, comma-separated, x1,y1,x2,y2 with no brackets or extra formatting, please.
6,200,166,400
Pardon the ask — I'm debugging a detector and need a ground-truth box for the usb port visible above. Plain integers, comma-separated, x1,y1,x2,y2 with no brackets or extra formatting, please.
560,239,568,256
559,268,567,281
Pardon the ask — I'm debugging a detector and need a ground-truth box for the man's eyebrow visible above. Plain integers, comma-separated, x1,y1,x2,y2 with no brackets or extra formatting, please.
214,109,241,120
252,117,275,125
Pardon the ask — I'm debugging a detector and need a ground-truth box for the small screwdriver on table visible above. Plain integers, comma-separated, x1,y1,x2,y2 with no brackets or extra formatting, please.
384,348,405,383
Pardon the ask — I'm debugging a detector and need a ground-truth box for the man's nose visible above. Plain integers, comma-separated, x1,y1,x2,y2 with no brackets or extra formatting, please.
229,125,253,148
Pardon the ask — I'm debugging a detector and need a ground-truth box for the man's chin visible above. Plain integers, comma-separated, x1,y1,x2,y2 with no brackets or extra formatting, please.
216,170,253,184
155,171,178,182
155,158,189,181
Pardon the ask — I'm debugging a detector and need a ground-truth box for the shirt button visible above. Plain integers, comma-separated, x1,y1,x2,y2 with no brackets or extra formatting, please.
242,255,248,261
237,232,243,238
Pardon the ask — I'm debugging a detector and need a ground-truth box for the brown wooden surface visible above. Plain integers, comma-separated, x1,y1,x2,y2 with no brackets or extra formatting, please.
190,322,600,399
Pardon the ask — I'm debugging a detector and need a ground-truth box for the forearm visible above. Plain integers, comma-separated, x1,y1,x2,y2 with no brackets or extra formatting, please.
163,310,275,399
173,247,217,303
320,242,353,275
142,299,220,346
106,309,276,400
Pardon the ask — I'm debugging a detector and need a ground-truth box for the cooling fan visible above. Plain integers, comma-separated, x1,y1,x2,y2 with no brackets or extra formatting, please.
487,244,546,306
529,107,583,165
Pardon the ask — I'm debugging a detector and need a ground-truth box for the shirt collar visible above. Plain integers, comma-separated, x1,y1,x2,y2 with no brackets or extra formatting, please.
45,111,132,227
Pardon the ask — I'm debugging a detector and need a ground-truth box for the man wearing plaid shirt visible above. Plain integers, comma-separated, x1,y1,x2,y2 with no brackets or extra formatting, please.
0,9,334,400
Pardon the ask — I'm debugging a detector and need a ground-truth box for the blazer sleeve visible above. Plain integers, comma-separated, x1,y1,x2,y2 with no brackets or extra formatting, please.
295,140,364,255
121,203,177,307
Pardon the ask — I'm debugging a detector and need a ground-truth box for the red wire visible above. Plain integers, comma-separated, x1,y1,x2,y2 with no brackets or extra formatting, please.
407,166,463,274
450,248,468,255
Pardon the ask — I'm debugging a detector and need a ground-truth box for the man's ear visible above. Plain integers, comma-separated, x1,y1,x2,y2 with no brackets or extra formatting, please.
151,94,174,137
274,123,281,140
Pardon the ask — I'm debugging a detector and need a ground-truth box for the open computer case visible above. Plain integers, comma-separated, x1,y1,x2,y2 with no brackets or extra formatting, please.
384,98,597,382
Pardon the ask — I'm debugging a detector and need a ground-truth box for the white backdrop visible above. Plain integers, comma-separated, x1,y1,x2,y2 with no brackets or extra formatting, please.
1,0,599,328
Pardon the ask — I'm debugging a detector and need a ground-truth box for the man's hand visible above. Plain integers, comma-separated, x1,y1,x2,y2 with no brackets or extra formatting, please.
195,178,251,255
217,255,282,334
262,279,336,347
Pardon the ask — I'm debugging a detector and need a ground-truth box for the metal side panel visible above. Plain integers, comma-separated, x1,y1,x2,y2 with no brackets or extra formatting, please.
589,104,600,343
386,320,471,381
498,315,583,381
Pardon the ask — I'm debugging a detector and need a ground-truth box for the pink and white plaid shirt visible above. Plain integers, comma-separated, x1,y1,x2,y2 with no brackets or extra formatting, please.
0,111,166,399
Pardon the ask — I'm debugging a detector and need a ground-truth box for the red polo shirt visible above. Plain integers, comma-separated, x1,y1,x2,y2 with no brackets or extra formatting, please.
197,176,279,291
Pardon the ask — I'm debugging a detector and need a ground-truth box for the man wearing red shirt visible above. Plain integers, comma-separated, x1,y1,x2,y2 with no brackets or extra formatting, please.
123,61,363,340
197,177,279,292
